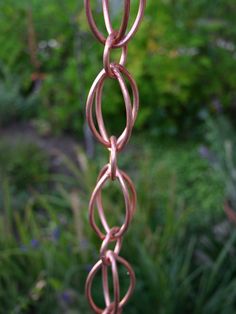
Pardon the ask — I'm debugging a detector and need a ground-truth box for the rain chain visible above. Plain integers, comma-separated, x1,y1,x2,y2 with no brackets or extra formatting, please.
84,1,146,313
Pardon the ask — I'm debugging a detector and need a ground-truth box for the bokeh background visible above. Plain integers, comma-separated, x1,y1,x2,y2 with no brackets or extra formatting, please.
1,0,236,313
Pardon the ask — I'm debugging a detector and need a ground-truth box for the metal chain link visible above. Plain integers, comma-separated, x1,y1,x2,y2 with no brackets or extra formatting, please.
84,1,146,313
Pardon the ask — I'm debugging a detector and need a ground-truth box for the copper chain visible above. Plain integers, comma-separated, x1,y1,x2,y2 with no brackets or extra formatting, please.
84,1,146,313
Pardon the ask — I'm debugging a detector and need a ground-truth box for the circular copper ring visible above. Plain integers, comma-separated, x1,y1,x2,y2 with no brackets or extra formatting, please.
89,164,136,239
103,32,128,77
86,65,138,151
85,252,136,313
94,64,139,151
84,0,146,48
109,136,118,181
103,0,130,42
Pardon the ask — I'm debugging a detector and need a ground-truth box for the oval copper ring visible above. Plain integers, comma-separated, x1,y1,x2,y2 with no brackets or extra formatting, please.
84,0,130,45
93,64,139,151
103,32,128,77
86,64,139,151
95,165,137,238
86,67,132,150
85,251,136,314
119,169,137,219
84,0,146,48
89,164,136,239
103,0,130,43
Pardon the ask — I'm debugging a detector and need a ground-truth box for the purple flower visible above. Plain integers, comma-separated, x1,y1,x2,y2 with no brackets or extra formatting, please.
198,145,210,159
52,227,61,242
59,290,74,305
198,145,216,164
212,99,223,113
31,239,40,248
61,291,71,304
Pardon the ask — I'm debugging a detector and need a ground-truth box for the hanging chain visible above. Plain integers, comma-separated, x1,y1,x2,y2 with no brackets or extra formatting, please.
84,1,146,313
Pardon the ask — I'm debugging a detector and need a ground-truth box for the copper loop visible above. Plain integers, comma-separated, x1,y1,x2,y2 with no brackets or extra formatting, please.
85,252,136,313
105,251,120,313
100,227,122,264
109,136,118,181
89,164,135,239
86,64,139,151
103,32,128,77
102,0,130,43
84,0,146,48
84,0,145,312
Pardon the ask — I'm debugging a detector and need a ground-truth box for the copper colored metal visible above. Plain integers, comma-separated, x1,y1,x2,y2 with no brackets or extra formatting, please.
87,64,139,151
86,68,132,150
102,0,130,43
85,0,145,48
103,32,127,77
100,227,122,261
89,164,136,239
109,136,118,181
86,64,139,151
86,251,136,314
84,0,145,312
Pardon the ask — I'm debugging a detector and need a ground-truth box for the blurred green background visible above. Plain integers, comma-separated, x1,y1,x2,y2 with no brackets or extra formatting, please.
1,0,236,313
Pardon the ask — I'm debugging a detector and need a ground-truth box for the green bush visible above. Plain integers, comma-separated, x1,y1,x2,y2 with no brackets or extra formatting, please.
1,1,236,137
0,138,50,215
0,139,49,190
205,115,236,211
0,70,39,126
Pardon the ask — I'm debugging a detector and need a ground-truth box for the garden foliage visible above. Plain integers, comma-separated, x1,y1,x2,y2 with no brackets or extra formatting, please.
0,0,236,136
0,1,236,313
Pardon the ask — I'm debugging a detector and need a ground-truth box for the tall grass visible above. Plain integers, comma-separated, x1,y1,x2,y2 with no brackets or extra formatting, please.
0,139,235,313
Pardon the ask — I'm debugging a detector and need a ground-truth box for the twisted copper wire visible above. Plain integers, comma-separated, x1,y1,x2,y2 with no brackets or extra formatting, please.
84,1,146,313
